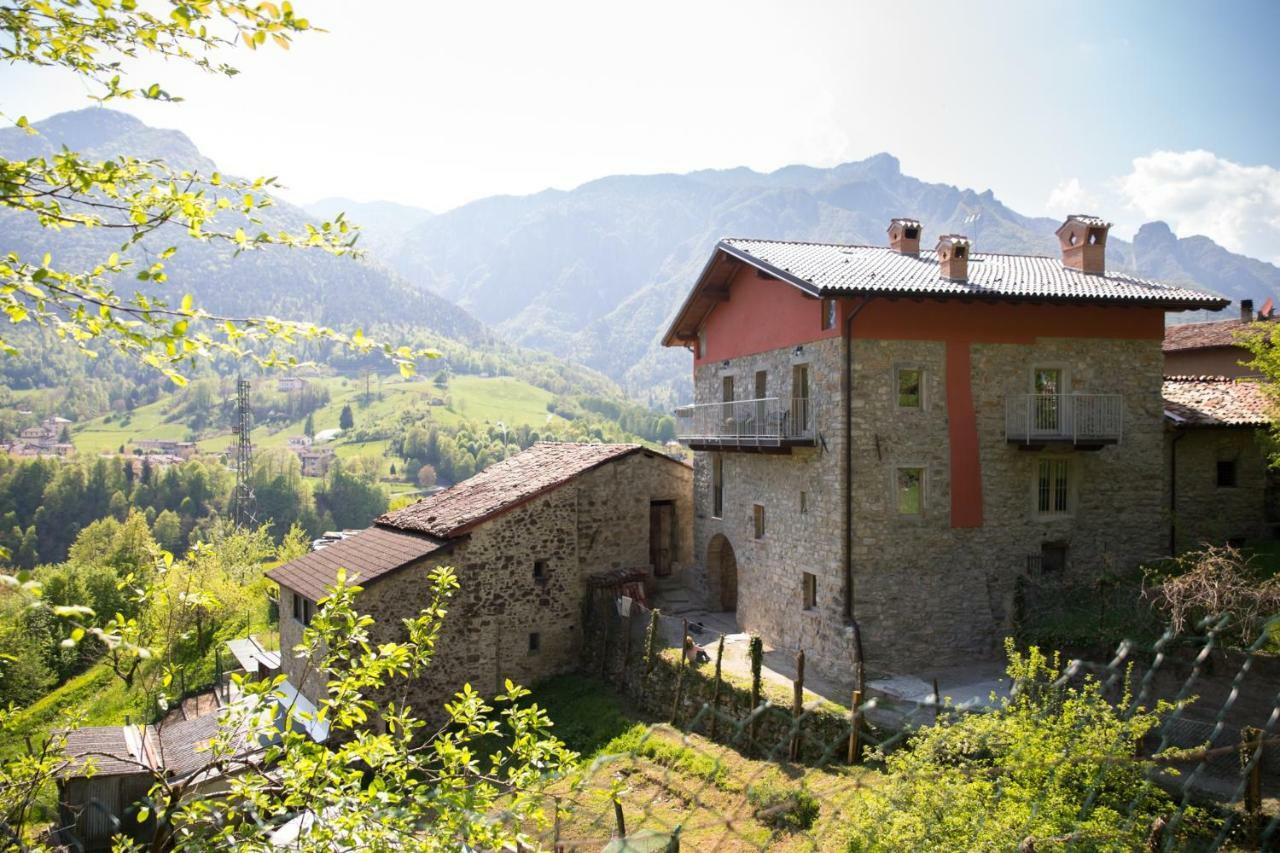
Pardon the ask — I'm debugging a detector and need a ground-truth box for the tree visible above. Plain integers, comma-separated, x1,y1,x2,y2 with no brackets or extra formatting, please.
303,411,316,440
152,509,184,555
0,0,432,382
417,464,438,489
339,403,355,431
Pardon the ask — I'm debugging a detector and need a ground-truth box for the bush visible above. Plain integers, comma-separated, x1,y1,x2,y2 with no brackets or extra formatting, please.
1145,544,1280,650
844,640,1185,852
746,775,819,831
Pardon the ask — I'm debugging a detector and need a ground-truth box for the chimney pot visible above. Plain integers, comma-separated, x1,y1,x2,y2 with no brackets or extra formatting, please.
935,235,971,281
1241,299,1254,323
887,218,921,256
1055,214,1111,275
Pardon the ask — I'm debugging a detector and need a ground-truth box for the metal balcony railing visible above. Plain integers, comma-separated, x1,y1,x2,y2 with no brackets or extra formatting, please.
1004,394,1124,445
674,396,815,447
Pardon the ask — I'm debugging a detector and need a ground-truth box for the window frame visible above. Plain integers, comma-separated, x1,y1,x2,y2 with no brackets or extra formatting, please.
802,572,817,611
820,298,837,331
894,466,925,516
1216,458,1239,489
895,364,924,409
1035,457,1074,518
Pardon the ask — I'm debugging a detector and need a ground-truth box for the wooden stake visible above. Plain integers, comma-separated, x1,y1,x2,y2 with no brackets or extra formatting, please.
789,649,805,761
619,605,634,692
932,678,941,725
748,635,763,753
614,798,627,839
1242,726,1263,831
709,635,725,740
848,688,863,765
671,618,689,725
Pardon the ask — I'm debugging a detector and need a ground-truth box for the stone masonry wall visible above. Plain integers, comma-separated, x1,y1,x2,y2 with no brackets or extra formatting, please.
278,450,692,723
1168,427,1270,550
685,331,1170,680
691,336,857,679
851,335,1167,671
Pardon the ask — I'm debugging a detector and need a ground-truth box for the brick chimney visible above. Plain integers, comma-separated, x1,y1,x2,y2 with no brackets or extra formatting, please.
936,235,971,281
887,218,921,256
1055,214,1111,275
1240,299,1254,322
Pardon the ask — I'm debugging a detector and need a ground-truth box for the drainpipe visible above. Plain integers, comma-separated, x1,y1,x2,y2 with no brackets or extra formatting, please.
842,295,873,689
1169,429,1186,555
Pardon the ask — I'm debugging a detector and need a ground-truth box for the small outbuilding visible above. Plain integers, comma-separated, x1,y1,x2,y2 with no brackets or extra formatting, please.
268,442,693,719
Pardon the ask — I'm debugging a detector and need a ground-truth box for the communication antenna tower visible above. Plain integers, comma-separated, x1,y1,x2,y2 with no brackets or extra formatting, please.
230,377,257,528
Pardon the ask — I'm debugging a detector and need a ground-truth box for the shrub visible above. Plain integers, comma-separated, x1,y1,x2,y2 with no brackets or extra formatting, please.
746,775,819,831
844,640,1184,852
1145,545,1280,649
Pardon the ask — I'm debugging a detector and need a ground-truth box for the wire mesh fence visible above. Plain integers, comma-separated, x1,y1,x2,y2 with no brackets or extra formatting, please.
551,592,1280,852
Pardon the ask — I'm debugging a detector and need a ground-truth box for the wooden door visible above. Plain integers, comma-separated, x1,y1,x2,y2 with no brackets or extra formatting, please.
649,502,674,577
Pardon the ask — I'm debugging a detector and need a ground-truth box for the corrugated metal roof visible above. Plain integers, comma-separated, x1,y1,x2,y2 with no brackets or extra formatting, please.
720,239,1228,308
266,526,447,602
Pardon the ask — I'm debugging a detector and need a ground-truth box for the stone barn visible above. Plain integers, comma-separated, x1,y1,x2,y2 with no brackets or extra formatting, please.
268,442,692,718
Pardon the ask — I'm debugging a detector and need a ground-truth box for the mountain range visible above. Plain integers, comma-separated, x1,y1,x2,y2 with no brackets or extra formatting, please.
7,108,1280,402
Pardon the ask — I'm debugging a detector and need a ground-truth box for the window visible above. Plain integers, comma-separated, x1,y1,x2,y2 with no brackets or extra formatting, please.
802,572,817,610
800,491,808,514
897,367,922,408
753,504,765,539
528,632,541,654
1033,367,1065,431
533,560,548,581
821,298,837,330
712,454,723,518
722,375,735,422
754,370,768,425
1041,542,1067,573
896,467,924,514
1037,459,1071,515
792,363,810,432
1217,459,1238,488
293,593,313,627
697,327,707,359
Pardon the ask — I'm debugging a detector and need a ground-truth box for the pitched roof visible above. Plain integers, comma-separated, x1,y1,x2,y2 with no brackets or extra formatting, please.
1163,317,1275,352
378,442,653,538
265,525,447,601
1162,376,1273,427
664,239,1228,346
61,725,159,777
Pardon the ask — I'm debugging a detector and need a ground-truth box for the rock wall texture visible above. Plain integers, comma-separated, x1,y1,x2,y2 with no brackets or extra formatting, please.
277,450,692,721
1167,427,1270,550
688,332,1172,679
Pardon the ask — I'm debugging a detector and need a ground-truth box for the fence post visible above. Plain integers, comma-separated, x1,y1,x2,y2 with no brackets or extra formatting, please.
644,608,661,677
619,604,634,692
932,678,941,726
748,635,763,754
847,688,863,764
671,618,689,725
789,650,805,762
1241,726,1263,835
613,797,627,839
709,635,725,741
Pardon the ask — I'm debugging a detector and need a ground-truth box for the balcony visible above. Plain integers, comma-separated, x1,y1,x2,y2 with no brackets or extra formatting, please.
675,396,816,452
1004,394,1124,449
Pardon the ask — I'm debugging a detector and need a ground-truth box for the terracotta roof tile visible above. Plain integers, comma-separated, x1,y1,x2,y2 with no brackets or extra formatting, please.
719,239,1227,308
1163,317,1276,352
266,526,446,601
377,442,650,538
1162,376,1273,427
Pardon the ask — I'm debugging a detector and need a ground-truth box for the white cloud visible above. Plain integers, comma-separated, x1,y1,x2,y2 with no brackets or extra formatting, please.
1116,150,1280,265
1045,177,1102,217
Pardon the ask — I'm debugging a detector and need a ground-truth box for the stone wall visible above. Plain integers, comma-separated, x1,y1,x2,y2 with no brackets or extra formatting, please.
684,329,1171,680
1168,427,1270,550
690,335,858,679
277,450,692,722
852,335,1167,671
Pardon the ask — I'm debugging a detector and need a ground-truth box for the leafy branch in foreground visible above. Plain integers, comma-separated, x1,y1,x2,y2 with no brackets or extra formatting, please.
1,1,436,380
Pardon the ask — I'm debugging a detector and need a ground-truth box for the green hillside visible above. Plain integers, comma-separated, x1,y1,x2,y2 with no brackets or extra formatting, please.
72,373,568,477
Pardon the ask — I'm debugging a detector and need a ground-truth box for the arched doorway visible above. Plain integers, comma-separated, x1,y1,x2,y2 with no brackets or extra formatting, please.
706,534,738,612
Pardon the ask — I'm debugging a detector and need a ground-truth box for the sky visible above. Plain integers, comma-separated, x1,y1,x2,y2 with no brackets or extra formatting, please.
4,0,1280,263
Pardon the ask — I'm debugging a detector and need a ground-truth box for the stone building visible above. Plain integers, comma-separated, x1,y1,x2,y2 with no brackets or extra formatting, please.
1163,375,1273,550
267,442,692,716
1163,298,1276,378
662,215,1228,677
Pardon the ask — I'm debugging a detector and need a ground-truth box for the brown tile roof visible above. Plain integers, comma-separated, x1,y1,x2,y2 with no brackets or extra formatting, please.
378,442,655,538
266,525,447,602
1163,317,1276,352
1162,376,1273,427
